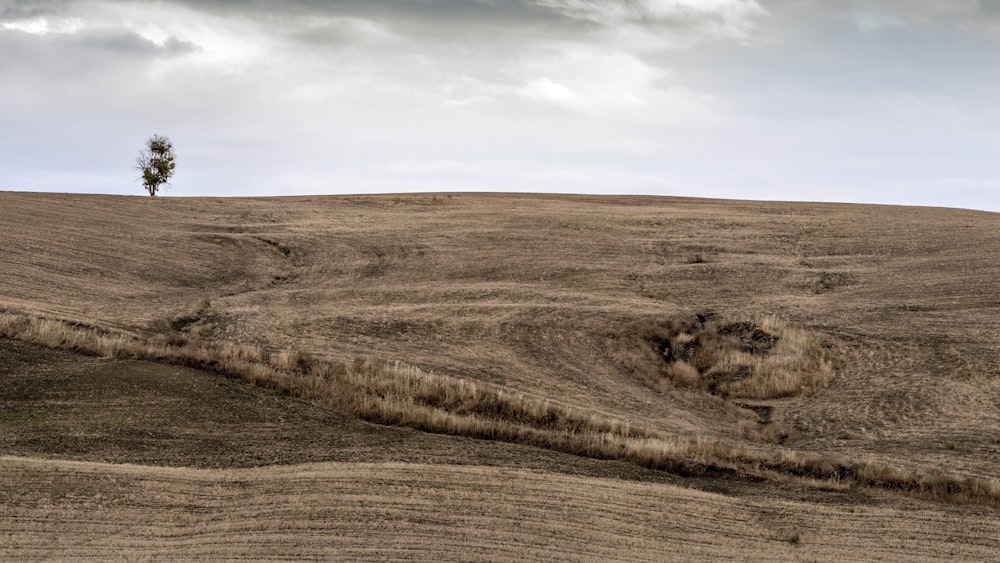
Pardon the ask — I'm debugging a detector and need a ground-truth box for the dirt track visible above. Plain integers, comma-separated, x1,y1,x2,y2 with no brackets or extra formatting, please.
4,455,998,562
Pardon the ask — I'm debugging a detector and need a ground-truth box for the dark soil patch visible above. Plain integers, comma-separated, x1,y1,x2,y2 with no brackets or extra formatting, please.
0,339,697,485
621,315,786,397
718,321,780,355
736,402,774,425
0,333,901,522
0,339,391,467
812,271,856,294
0,339,883,507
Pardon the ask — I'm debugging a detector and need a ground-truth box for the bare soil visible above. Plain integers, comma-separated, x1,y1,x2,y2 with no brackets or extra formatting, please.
0,338,698,484
4,457,998,562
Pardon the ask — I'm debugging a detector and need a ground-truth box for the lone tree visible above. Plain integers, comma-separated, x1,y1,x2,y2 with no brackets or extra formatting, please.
135,134,176,196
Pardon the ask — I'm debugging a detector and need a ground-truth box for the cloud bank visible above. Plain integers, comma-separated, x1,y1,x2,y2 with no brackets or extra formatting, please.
0,0,997,210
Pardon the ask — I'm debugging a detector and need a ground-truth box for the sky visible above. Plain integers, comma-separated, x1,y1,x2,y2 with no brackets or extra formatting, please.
1,0,998,210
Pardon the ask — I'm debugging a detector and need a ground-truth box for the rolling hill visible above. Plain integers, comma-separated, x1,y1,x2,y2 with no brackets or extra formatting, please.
1,191,998,560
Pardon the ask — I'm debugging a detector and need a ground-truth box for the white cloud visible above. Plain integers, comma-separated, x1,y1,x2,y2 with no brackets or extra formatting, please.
1,0,998,211
520,78,582,109
111,3,264,67
534,0,766,42
784,1,1000,35
535,0,764,23
1,16,82,34
290,15,398,46
852,7,906,32
2,1,266,68
516,48,664,113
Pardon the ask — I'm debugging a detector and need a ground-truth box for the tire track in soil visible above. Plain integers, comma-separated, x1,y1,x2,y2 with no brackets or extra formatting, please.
2,456,997,562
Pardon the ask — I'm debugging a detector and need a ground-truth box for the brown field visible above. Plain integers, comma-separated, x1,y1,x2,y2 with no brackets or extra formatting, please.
1,191,998,560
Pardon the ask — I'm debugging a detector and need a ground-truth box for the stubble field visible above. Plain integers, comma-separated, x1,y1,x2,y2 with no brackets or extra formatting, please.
1,191,998,560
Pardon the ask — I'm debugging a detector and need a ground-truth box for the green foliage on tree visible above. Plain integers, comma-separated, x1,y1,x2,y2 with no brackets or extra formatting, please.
135,135,176,197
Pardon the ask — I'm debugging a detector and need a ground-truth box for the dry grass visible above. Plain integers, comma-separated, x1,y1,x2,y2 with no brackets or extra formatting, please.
3,310,998,507
2,191,1000,557
609,314,835,399
4,456,998,562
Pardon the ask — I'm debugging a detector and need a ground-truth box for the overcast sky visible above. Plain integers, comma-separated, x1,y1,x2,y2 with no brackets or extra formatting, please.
1,1,998,210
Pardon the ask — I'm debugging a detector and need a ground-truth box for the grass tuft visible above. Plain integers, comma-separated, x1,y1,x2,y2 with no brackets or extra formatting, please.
609,314,835,399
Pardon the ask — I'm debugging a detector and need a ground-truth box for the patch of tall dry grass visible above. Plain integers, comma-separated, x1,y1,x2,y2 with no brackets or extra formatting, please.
609,314,835,399
2,310,997,508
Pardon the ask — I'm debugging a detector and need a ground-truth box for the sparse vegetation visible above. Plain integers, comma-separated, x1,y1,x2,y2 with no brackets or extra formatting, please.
610,314,835,399
2,191,1000,560
2,310,998,508
0,406,40,424
687,253,708,264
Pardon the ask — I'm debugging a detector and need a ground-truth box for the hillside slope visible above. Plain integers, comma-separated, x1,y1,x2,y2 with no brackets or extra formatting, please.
3,191,998,476
4,455,998,562
2,191,999,559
